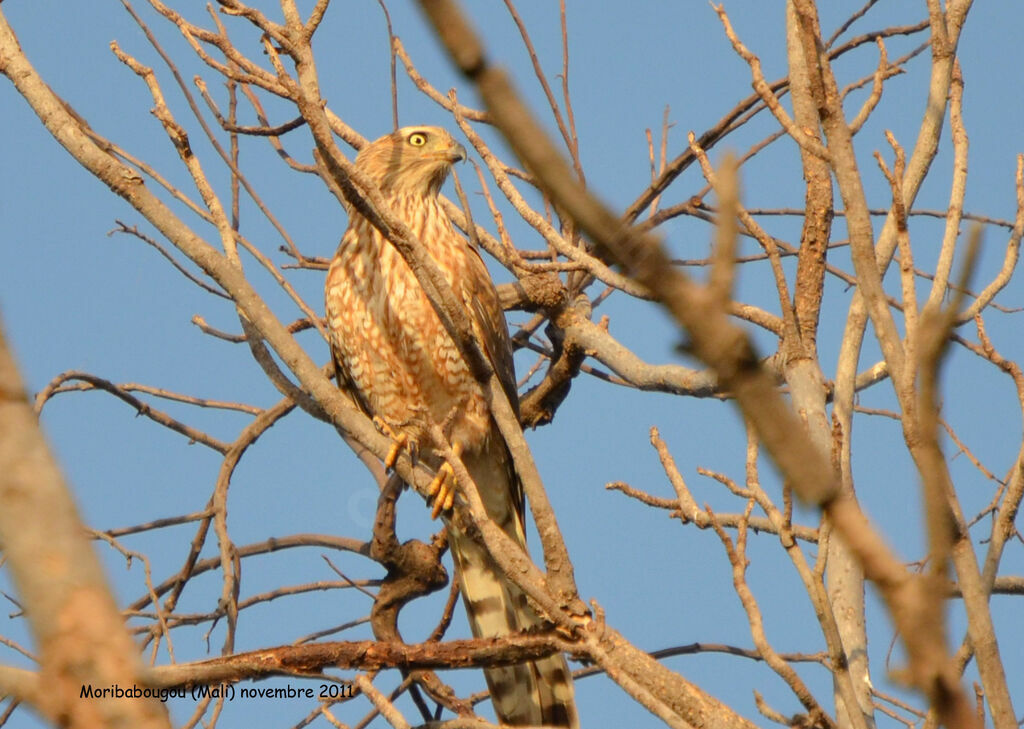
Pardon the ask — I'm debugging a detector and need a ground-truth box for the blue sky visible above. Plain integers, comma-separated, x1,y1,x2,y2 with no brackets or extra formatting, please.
2,2,1022,728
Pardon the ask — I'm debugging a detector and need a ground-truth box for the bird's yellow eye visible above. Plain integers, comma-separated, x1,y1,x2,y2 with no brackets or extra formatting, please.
408,132,428,147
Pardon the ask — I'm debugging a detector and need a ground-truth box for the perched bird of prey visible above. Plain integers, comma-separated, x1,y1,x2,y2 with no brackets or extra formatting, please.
325,127,579,728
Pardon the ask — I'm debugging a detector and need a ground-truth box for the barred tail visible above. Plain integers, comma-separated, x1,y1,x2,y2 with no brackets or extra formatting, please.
447,439,579,728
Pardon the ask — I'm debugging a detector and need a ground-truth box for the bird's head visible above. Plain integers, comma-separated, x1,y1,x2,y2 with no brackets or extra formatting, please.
356,126,467,197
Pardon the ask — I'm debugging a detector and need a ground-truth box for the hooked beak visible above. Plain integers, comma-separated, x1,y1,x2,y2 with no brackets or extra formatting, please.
447,142,467,163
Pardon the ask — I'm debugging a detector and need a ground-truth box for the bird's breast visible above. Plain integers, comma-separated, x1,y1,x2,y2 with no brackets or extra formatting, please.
326,202,490,449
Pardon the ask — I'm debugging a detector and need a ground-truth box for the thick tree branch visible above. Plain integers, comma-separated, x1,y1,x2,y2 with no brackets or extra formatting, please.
0,320,170,729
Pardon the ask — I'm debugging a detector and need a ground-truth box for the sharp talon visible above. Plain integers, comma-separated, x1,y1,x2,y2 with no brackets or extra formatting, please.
373,416,410,471
384,437,407,471
427,442,463,520
428,463,455,520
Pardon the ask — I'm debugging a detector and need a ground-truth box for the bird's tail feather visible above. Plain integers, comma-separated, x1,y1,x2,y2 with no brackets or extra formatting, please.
447,439,579,728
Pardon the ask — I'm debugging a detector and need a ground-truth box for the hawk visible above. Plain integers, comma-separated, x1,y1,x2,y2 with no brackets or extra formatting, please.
325,127,579,728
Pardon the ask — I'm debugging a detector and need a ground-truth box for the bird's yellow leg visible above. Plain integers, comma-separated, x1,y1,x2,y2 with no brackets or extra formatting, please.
372,416,410,471
428,441,463,520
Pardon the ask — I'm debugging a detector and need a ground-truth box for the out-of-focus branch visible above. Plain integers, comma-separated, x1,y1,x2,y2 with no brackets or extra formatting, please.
0,321,170,728
689,135,799,344
829,13,977,645
413,3,987,727
737,421,867,729
824,2,1011,722
832,0,973,523
909,233,1006,729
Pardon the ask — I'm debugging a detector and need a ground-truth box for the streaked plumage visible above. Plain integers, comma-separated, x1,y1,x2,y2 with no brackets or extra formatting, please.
325,126,578,727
